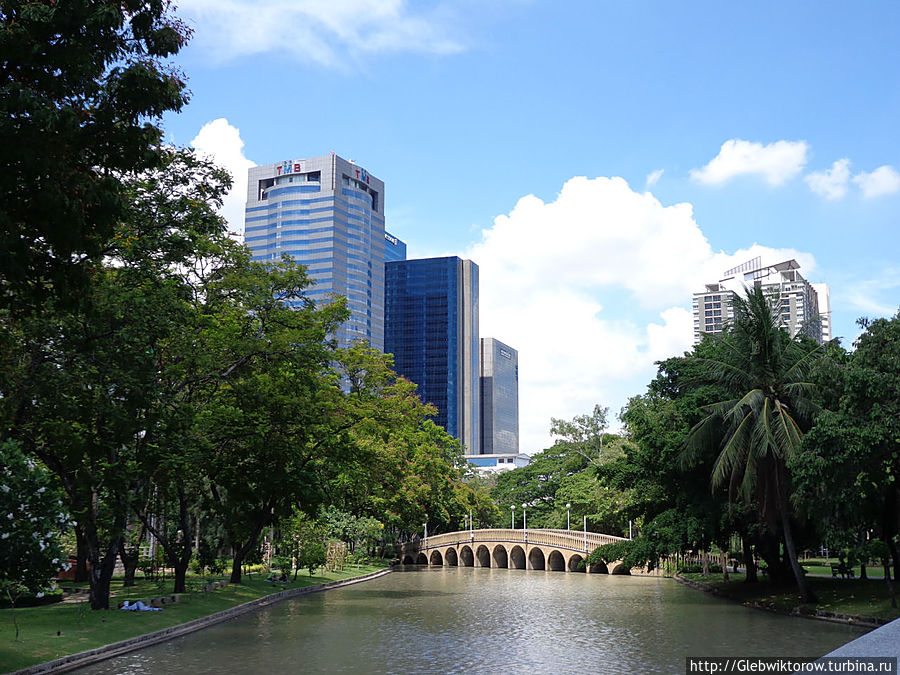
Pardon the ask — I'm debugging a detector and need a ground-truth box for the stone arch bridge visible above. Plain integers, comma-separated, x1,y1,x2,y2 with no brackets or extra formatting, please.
399,528,631,574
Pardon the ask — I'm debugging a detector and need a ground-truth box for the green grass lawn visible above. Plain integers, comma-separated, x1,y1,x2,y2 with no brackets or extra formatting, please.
1,563,387,674
680,572,900,623
801,560,886,579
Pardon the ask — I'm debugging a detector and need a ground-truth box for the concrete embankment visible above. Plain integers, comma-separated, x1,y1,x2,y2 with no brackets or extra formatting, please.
13,568,393,675
674,574,890,629
822,617,900,661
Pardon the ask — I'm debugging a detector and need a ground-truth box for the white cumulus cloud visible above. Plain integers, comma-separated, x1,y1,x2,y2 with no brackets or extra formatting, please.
852,165,900,198
805,158,851,200
645,169,664,187
691,139,809,186
177,0,464,67
466,176,815,452
190,118,257,238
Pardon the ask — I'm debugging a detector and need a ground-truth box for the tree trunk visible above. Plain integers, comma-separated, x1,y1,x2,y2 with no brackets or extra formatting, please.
883,557,897,610
171,533,193,593
743,535,758,583
82,494,128,610
74,526,90,583
86,531,120,610
757,531,789,583
226,514,268,584
721,550,729,582
887,522,900,583
171,486,194,594
775,467,816,603
173,556,189,593
229,550,243,585
118,536,139,588
780,513,816,602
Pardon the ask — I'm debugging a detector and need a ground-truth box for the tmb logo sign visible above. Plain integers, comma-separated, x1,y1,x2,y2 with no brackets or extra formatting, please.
276,160,303,176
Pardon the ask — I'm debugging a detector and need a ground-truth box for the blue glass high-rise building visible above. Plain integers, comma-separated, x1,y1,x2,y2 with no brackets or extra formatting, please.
384,231,406,262
480,338,519,454
244,155,385,349
384,257,480,454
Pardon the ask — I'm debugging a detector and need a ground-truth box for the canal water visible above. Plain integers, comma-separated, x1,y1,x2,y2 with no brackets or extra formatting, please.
77,567,867,674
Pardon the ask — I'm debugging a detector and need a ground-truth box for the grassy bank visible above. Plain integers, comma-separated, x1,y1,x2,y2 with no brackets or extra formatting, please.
679,572,900,624
1,563,387,673
801,560,887,579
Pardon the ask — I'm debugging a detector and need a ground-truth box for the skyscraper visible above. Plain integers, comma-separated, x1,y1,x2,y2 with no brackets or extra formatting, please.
480,338,519,455
384,231,406,262
244,155,386,350
384,257,480,453
692,257,830,345
811,282,832,342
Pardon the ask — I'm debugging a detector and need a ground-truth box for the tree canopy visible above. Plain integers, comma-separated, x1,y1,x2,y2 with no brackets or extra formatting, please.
1,0,191,310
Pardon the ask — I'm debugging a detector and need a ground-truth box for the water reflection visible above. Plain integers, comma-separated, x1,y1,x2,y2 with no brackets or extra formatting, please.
76,567,867,674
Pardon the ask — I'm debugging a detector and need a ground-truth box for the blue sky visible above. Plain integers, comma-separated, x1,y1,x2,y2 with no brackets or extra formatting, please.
163,0,900,452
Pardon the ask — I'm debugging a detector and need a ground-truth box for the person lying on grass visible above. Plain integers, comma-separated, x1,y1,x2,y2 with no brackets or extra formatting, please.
119,600,161,611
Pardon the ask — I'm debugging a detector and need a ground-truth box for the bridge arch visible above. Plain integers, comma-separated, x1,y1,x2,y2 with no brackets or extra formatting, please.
492,545,508,568
567,554,585,572
547,550,565,572
590,560,609,574
445,547,458,566
398,528,633,574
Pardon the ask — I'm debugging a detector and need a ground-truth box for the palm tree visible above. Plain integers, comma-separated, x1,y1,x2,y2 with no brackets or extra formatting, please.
683,285,823,603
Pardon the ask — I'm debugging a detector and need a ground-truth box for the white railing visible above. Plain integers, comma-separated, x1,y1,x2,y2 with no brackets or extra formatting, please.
418,528,626,553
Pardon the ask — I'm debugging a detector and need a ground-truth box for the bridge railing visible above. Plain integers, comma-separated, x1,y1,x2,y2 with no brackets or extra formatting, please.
418,528,627,553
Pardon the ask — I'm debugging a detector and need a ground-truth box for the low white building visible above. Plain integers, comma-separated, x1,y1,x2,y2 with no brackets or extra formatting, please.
465,453,531,473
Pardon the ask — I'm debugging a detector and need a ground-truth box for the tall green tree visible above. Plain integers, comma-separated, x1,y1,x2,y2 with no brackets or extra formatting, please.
793,312,900,579
607,350,739,580
328,343,490,537
0,150,232,607
682,286,823,601
1,0,190,310
196,256,349,584
549,405,609,467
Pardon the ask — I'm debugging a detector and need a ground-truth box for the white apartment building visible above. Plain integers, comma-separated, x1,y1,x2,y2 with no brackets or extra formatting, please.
693,257,830,345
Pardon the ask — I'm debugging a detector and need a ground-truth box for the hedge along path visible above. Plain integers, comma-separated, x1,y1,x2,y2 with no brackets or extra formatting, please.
13,568,393,675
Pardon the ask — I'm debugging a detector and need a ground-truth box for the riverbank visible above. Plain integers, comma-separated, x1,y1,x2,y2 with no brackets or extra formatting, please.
1,564,389,674
676,572,900,628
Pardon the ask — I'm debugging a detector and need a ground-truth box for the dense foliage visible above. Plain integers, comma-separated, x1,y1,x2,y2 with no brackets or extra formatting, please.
0,2,481,609
1,0,191,310
503,292,900,600
3,0,900,615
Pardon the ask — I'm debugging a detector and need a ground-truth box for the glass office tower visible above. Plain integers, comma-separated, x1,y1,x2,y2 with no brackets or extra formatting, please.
480,338,519,454
384,231,406,262
384,257,480,454
244,155,385,350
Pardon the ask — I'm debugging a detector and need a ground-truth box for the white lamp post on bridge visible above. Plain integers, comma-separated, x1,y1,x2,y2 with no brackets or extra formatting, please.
423,520,428,549
566,503,571,531
510,504,515,530
522,502,527,543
